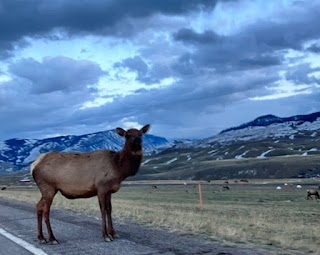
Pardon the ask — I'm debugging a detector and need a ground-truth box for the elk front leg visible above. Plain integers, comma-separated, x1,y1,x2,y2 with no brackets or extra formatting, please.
106,193,119,239
98,192,112,242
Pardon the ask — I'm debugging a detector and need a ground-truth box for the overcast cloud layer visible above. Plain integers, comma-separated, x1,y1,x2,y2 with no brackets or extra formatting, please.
0,0,320,141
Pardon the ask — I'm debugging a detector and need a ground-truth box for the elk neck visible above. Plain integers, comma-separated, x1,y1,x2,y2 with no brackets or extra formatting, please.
112,148,143,180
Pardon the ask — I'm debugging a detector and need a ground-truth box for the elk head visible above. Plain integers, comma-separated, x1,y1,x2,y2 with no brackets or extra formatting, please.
116,124,150,155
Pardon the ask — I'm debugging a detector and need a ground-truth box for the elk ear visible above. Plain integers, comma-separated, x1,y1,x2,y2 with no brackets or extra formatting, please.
116,127,126,137
140,124,151,135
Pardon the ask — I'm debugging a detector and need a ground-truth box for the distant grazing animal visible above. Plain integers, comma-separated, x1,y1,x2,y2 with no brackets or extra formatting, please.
1,186,6,190
222,185,230,190
152,185,157,189
307,189,320,200
31,125,150,244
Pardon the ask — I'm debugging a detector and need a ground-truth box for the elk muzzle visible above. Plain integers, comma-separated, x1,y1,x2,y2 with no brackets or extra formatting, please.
132,137,142,151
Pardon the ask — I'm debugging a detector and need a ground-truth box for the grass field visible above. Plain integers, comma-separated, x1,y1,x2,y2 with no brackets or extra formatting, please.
0,180,320,254
137,153,320,180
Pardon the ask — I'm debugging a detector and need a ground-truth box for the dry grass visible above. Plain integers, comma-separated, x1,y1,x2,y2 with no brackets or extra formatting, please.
0,182,320,254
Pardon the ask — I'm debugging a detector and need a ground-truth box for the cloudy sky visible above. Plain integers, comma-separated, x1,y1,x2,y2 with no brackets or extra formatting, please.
0,0,320,141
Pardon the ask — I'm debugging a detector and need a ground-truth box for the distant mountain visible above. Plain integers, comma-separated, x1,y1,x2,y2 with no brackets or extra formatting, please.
138,111,320,180
2,111,320,180
0,130,171,172
200,111,320,145
221,112,320,133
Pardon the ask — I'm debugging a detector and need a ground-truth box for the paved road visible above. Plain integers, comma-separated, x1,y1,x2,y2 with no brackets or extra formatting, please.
0,234,33,255
0,199,276,255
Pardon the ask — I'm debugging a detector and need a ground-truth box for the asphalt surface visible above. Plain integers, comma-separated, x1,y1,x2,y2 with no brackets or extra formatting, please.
0,199,275,255
0,234,33,255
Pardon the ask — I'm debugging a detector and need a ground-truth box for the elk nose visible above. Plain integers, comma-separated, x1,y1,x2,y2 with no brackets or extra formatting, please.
134,137,142,144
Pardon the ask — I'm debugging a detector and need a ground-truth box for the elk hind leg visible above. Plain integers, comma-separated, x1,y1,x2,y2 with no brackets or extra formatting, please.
43,188,58,244
36,197,46,243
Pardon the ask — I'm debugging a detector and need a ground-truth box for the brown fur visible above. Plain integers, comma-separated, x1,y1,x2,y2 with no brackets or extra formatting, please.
31,125,150,244
307,189,320,200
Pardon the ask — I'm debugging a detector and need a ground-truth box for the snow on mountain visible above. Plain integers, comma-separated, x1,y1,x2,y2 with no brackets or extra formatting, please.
0,130,172,171
210,120,320,145
257,149,275,159
169,111,320,151
221,112,320,133
203,112,320,145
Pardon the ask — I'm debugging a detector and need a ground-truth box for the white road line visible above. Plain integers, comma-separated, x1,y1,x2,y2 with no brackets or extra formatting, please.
0,228,48,255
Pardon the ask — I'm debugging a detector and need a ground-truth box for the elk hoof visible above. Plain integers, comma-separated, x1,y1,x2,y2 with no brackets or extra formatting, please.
48,239,59,245
39,239,47,244
113,233,120,239
104,235,113,242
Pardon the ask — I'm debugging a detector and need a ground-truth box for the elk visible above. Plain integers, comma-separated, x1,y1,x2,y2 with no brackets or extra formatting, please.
31,125,150,244
307,189,320,200
222,185,230,190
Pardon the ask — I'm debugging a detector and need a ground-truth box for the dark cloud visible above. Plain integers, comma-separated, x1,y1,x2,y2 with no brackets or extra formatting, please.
285,63,320,85
0,0,217,57
237,2,320,52
0,82,94,138
173,28,223,45
0,56,106,138
114,56,171,84
9,57,105,94
114,56,148,79
307,43,320,53
204,90,320,135
172,30,284,73
0,59,279,140
238,55,282,68
171,53,195,75
172,1,320,73
1,0,320,141
63,67,280,134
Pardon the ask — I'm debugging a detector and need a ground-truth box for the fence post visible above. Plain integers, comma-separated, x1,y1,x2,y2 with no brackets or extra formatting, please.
198,183,203,209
